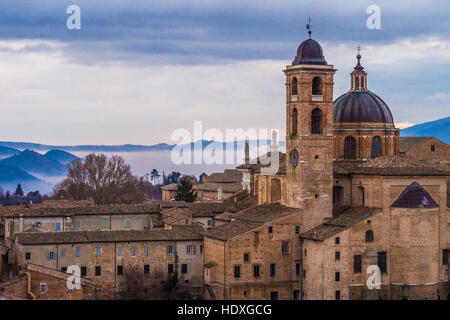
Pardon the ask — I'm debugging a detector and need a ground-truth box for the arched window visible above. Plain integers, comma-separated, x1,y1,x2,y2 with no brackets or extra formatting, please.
292,77,298,96
365,230,374,242
344,136,357,159
291,108,298,135
311,108,322,134
312,77,323,95
371,136,382,159
271,178,281,203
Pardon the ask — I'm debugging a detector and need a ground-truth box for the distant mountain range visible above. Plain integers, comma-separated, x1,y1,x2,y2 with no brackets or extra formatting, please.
0,116,448,195
400,116,450,144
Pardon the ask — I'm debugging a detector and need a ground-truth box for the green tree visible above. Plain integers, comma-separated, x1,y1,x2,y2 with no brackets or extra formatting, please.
175,177,197,202
14,183,24,197
150,169,160,184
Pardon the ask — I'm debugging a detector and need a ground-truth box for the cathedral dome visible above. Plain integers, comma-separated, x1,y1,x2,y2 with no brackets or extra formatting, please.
333,90,394,125
292,38,327,65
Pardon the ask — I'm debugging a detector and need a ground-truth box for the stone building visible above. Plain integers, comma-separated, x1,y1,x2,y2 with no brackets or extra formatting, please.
399,137,450,162
203,204,302,300
9,225,204,299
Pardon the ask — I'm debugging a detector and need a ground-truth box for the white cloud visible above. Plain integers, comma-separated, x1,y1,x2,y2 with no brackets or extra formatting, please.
395,122,415,129
425,92,450,102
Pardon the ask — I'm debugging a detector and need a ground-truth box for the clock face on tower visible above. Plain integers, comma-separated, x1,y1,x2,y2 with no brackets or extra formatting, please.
289,148,299,167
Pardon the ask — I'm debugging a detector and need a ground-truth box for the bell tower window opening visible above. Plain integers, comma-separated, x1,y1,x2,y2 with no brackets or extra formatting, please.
292,77,298,96
311,108,322,134
291,108,298,135
312,77,323,95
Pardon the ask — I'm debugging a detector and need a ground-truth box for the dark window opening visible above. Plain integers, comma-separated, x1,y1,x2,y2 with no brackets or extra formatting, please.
144,265,150,274
354,255,362,273
268,226,273,234
95,266,101,276
292,77,298,96
335,272,340,282
344,136,357,159
311,108,322,134
295,226,300,234
80,267,87,277
378,251,387,273
234,266,241,278
335,251,340,261
61,267,67,273
335,237,340,245
181,264,188,274
431,145,435,152
291,108,298,135
244,252,250,262
117,265,123,275
359,186,365,206
371,136,382,158
253,265,260,278
443,249,449,265
270,291,279,300
312,77,323,95
25,252,31,260
282,242,290,254
366,230,374,242
168,264,174,274
270,264,276,277
296,263,301,275
335,290,341,300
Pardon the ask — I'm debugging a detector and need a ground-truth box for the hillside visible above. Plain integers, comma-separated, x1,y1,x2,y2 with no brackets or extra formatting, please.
45,149,79,164
0,146,20,159
0,162,38,182
401,116,450,144
0,149,68,176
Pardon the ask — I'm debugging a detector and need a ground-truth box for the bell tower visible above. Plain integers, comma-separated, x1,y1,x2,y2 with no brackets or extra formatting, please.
284,26,336,222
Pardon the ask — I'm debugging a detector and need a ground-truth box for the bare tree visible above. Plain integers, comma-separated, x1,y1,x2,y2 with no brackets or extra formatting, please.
52,154,145,205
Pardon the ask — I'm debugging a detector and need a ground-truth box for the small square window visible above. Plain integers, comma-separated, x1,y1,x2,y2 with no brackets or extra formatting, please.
335,290,341,300
80,267,87,277
431,145,435,152
125,219,131,228
25,252,31,260
268,226,273,234
61,267,67,273
40,283,47,293
75,221,81,229
282,242,290,254
144,265,150,274
335,237,340,245
95,266,101,276
315,194,319,199
295,226,300,234
181,264,188,274
55,223,61,231
315,155,319,159
117,265,123,275
243,253,250,262
102,219,108,229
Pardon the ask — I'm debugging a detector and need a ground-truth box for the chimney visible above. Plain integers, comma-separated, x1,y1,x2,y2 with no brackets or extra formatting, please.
19,213,24,233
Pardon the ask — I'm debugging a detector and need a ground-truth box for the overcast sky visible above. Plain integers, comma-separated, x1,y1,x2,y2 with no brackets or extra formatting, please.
0,0,448,145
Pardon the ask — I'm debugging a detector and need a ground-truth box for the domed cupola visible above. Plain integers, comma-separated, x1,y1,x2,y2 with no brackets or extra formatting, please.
333,49,394,127
292,29,327,65
332,47,400,161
